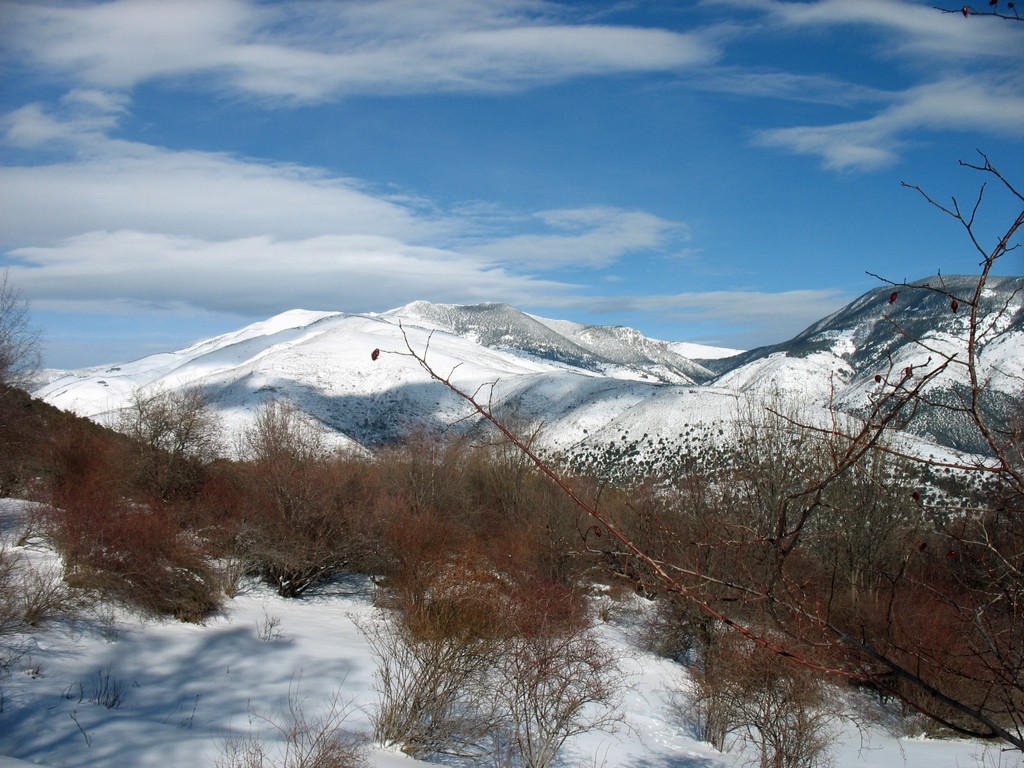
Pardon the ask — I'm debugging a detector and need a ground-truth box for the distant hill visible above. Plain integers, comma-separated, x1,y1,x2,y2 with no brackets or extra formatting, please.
33,275,1024,479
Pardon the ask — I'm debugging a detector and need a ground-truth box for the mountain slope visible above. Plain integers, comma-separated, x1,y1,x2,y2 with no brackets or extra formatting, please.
33,275,1024,474
389,300,715,383
708,275,1024,452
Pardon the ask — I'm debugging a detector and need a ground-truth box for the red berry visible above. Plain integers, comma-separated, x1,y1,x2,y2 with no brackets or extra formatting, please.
371,348,380,361
888,291,898,304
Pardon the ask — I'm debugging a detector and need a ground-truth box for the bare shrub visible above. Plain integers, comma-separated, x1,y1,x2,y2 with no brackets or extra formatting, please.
217,682,367,768
639,592,716,665
362,560,506,759
0,384,48,497
489,603,624,768
116,385,224,501
236,399,328,465
235,457,373,598
375,430,470,517
61,664,130,710
87,664,127,709
0,545,21,642
218,554,248,599
13,558,85,629
0,543,84,635
48,416,130,515
686,631,842,768
42,416,221,621
256,607,284,642
46,500,221,622
234,401,376,598
465,414,546,518
372,501,471,606
1,542,86,700
366,557,623,767
368,432,597,599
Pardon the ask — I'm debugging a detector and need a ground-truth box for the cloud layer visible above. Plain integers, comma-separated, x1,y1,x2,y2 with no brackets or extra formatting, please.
3,0,714,100
1,99,686,321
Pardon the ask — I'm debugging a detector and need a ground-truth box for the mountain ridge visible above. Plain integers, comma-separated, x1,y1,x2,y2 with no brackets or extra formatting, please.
33,275,1024,478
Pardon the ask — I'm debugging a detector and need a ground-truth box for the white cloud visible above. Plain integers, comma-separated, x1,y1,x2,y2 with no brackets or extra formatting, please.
756,121,900,172
466,208,685,268
3,0,256,89
60,89,132,114
701,0,1024,170
0,106,679,318
884,77,1024,136
756,76,1024,171
0,98,685,271
2,0,715,102
5,230,574,319
565,287,852,347
2,90,131,150
696,69,891,107
0,102,442,244
709,0,1022,59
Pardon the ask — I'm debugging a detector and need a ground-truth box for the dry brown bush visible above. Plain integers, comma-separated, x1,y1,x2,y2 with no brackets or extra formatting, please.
686,630,842,768
233,401,380,597
364,555,507,758
0,384,49,498
44,422,220,621
489,583,623,768
367,550,619,767
47,499,221,622
234,460,357,598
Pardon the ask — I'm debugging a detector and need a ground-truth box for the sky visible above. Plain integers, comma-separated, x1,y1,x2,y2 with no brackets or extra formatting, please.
1,0,1022,370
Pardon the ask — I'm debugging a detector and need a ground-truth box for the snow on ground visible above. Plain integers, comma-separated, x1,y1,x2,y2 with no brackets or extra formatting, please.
1,497,1020,768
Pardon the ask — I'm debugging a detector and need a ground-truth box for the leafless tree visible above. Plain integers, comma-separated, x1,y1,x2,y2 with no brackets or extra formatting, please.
116,385,224,500
0,270,40,389
237,399,328,466
687,630,842,768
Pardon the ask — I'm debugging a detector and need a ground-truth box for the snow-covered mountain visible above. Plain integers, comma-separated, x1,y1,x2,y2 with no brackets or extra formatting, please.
33,275,1024,476
390,300,721,383
709,275,1024,454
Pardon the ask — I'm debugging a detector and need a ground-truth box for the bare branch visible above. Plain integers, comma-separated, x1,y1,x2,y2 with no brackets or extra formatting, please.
935,5,1023,21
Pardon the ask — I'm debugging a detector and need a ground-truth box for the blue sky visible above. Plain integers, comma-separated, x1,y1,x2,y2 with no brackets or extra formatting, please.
1,0,1022,369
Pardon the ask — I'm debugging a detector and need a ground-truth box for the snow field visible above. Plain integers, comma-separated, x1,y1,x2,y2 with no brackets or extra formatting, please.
1,499,1020,768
